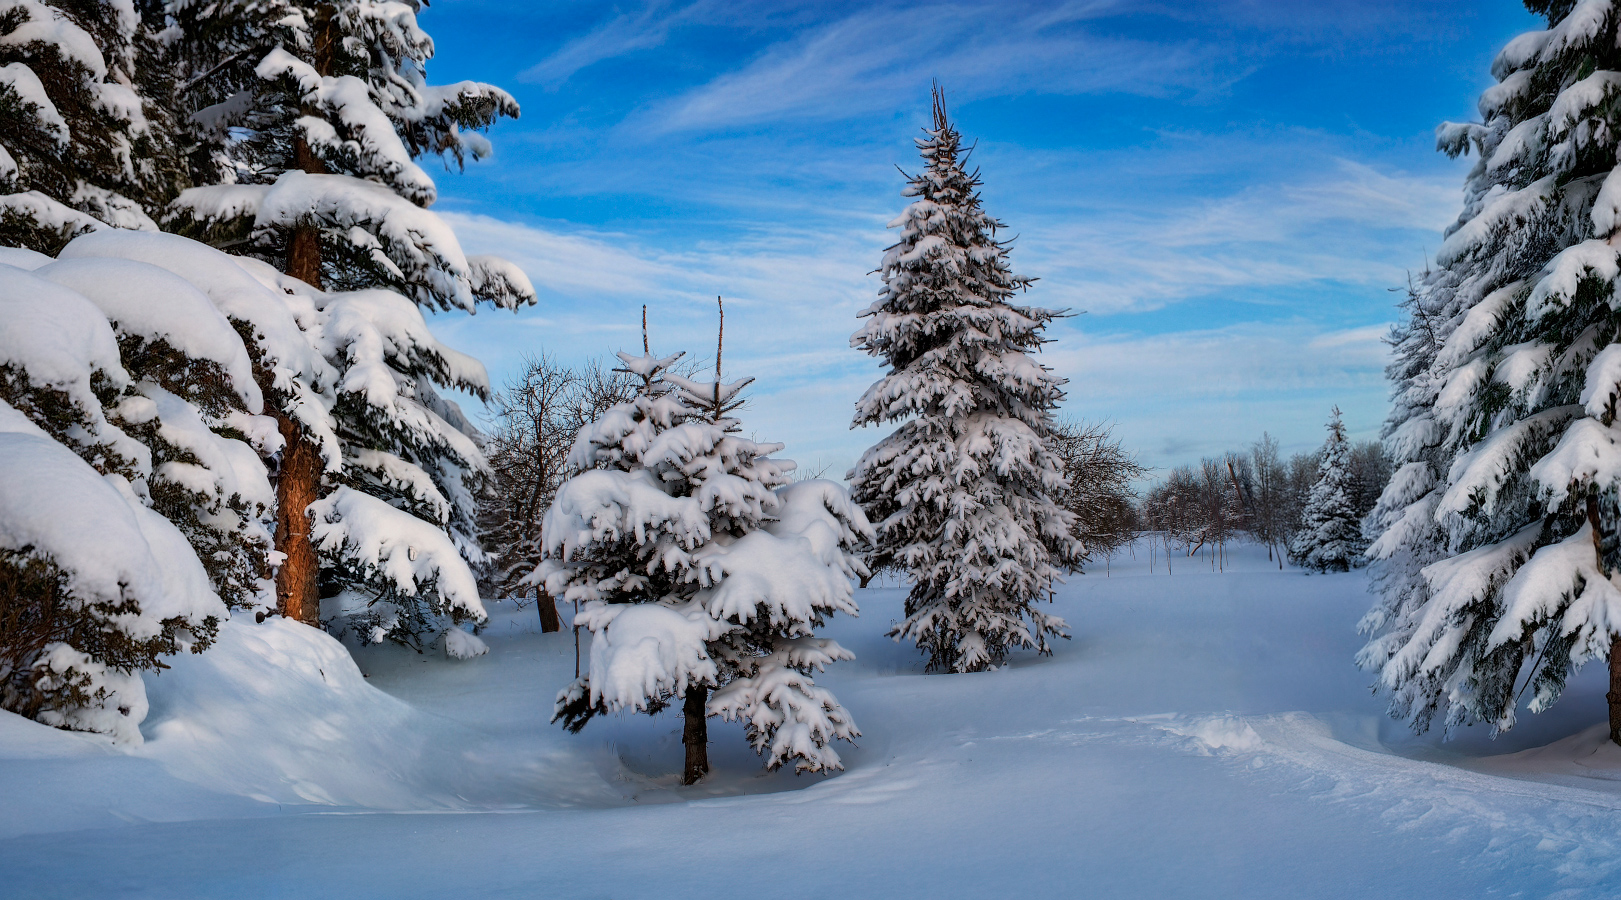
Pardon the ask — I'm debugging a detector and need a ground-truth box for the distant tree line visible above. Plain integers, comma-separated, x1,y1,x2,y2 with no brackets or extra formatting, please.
1140,419,1390,571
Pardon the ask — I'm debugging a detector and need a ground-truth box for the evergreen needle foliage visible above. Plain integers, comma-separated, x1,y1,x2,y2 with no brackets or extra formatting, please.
1361,0,1621,739
849,87,1081,673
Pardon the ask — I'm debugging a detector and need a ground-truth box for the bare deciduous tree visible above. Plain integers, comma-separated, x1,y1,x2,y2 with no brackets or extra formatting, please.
1049,419,1144,565
478,355,636,630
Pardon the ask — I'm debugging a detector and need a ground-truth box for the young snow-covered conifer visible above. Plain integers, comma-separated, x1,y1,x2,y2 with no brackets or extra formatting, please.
0,0,165,251
536,334,870,784
1360,0,1621,745
1288,407,1364,572
849,87,1080,673
159,0,534,630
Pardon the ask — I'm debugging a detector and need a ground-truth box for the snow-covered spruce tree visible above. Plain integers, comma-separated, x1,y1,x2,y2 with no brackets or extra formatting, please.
536,346,870,783
1361,0,1621,744
1288,407,1364,573
849,88,1080,673
0,0,169,251
160,0,533,626
52,228,493,651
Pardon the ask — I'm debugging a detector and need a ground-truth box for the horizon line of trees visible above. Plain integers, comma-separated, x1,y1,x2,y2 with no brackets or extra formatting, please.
1136,418,1391,573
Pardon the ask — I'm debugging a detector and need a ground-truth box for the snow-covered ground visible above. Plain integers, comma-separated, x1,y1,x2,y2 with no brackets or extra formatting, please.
3,539,1620,898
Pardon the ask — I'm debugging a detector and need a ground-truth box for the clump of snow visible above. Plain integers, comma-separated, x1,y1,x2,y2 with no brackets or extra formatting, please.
0,264,129,414
57,230,340,460
443,627,488,660
36,257,261,411
309,486,485,621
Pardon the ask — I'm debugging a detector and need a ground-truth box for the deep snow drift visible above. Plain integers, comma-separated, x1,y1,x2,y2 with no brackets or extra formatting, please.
2,540,1620,899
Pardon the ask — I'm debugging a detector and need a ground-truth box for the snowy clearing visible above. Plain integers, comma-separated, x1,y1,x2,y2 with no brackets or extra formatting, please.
2,540,1619,899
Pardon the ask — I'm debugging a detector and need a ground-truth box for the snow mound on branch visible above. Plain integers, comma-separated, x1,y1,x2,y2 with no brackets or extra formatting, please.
577,600,725,714
58,231,334,396
0,420,152,611
318,287,489,401
541,468,710,571
175,171,494,313
695,530,858,630
309,486,485,621
36,257,262,411
769,479,876,570
129,384,276,516
0,191,104,237
0,263,128,406
443,628,488,660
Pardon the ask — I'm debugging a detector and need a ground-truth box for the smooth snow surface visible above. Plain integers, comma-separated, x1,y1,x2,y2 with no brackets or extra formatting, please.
4,541,1621,897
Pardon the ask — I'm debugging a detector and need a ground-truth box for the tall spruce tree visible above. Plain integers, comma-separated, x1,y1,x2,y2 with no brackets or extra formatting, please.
1289,407,1363,572
537,335,869,783
0,0,167,252
849,88,1080,673
1361,0,1621,744
159,0,534,627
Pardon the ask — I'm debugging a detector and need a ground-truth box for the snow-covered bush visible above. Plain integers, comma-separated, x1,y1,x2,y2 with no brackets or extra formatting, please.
0,0,165,252
1289,408,1365,573
849,88,1081,673
1360,1,1621,742
535,350,869,781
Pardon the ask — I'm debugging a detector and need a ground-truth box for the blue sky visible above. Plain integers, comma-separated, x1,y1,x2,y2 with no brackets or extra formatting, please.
419,0,1543,478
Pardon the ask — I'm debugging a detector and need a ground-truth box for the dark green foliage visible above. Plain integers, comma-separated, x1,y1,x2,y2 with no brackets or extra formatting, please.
0,549,217,724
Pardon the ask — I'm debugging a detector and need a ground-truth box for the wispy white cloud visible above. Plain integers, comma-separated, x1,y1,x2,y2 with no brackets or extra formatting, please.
521,0,698,88
1015,158,1459,314
434,150,1411,477
638,2,1223,133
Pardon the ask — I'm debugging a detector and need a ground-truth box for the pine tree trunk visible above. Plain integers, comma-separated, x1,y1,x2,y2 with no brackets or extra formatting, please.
271,6,338,627
1610,636,1621,747
682,685,709,785
274,413,322,626
536,591,561,633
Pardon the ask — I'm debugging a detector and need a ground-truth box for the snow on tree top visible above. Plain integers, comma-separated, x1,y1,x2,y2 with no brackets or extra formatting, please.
37,258,263,413
615,350,685,379
0,264,129,403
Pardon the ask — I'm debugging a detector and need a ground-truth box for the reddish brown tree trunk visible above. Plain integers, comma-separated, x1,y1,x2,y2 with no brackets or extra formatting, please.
274,414,323,626
536,591,561,633
270,5,339,626
682,685,710,785
1610,637,1621,748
